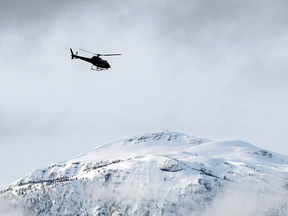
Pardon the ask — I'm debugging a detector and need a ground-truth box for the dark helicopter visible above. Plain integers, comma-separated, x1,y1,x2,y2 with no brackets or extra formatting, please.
70,48,121,71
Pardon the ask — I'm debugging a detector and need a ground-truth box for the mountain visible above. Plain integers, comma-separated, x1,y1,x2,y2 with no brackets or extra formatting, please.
1,131,288,216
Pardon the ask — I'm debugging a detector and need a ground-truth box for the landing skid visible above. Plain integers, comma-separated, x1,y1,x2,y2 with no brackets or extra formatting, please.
91,65,108,71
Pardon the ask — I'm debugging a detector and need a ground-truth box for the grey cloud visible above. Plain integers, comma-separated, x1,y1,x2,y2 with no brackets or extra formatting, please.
155,1,288,42
147,1,288,90
0,111,71,142
1,1,77,30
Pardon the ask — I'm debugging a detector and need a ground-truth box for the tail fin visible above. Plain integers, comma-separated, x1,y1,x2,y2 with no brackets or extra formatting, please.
70,48,75,59
70,48,77,59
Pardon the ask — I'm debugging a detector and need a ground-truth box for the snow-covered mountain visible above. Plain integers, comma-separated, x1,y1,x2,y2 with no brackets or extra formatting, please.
1,131,288,215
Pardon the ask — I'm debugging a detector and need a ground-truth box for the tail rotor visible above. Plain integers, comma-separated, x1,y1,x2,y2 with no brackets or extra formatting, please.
70,48,78,59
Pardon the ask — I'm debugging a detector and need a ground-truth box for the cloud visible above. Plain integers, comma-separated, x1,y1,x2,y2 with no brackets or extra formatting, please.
151,1,288,90
0,110,70,143
202,180,288,216
0,196,22,216
1,1,78,30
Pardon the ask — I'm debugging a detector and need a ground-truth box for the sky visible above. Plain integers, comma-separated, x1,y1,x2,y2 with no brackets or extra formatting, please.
1,0,288,188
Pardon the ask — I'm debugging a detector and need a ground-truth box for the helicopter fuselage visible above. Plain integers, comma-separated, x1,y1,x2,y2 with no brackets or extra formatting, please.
73,55,110,69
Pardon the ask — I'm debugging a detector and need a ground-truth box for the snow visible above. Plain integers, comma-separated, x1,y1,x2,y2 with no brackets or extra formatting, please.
1,131,288,215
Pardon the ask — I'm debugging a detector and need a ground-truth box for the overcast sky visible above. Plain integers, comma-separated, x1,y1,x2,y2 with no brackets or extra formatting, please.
1,0,288,188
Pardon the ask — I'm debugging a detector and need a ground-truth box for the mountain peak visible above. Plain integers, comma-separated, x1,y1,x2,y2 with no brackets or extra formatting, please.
102,130,207,146
68,131,209,164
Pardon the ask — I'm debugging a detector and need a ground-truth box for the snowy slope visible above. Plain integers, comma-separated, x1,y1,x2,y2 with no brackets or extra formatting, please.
1,131,288,215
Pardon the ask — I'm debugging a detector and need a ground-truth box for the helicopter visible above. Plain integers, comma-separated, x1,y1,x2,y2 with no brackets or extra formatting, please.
70,48,121,71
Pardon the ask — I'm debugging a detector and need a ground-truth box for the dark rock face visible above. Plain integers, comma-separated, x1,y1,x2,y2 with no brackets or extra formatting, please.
253,150,273,158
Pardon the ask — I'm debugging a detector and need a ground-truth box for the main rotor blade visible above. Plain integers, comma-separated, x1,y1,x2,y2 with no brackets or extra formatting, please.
79,49,121,56
79,49,97,55
100,54,122,56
